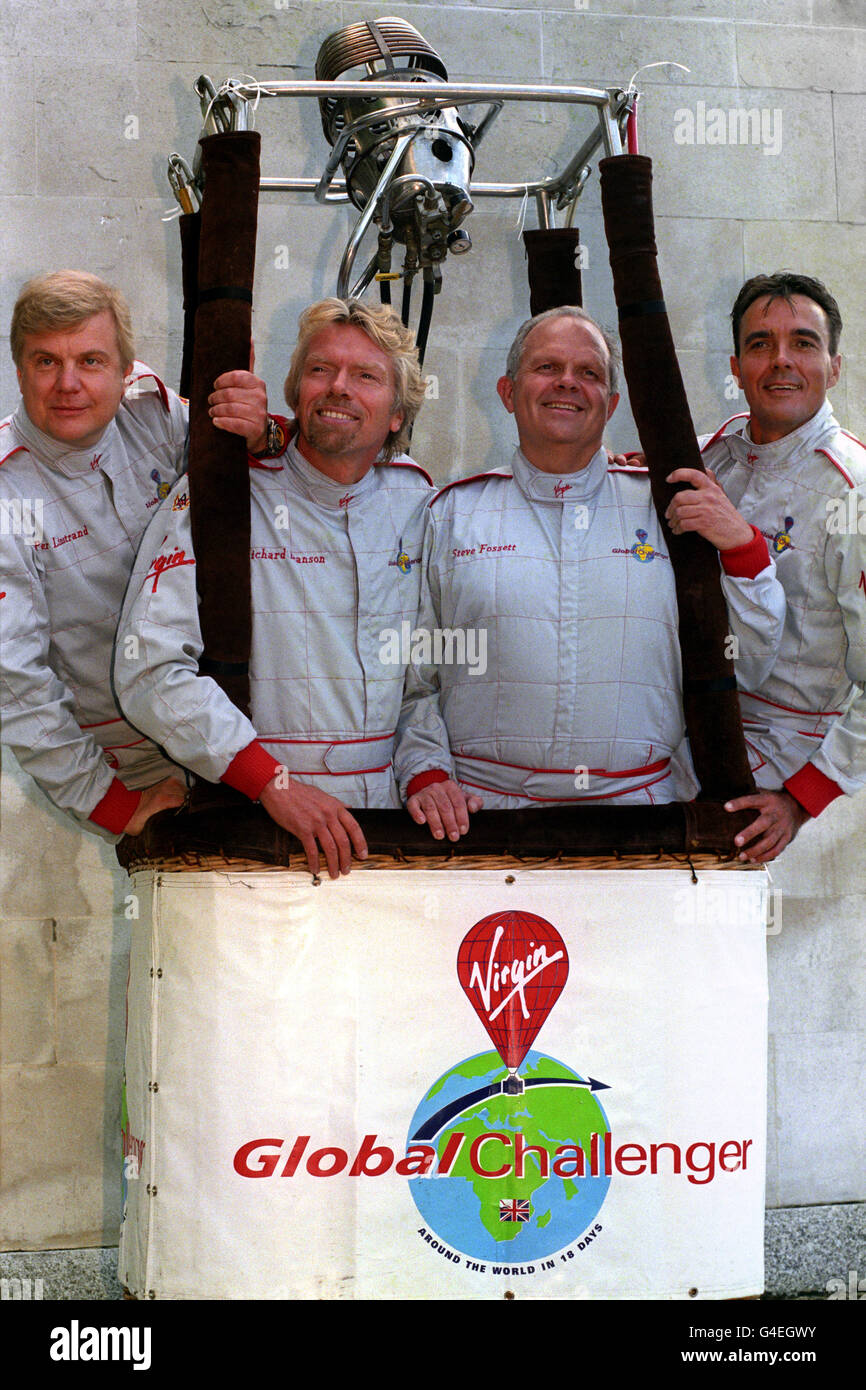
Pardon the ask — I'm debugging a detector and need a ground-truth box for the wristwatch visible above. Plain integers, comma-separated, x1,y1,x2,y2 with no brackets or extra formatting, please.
252,414,289,459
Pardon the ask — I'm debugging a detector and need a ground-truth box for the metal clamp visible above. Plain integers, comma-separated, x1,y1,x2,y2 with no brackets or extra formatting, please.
167,153,201,214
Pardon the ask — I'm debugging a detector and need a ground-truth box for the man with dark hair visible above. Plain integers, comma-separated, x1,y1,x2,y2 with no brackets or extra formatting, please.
395,306,785,839
115,298,432,879
730,271,843,361
0,270,269,838
666,271,866,862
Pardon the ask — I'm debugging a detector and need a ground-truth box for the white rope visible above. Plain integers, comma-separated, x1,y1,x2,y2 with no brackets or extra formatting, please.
626,60,691,95
217,74,277,125
515,185,530,237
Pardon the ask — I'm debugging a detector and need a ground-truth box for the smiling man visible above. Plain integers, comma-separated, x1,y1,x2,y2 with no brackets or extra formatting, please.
115,297,430,878
395,306,785,839
0,270,268,837
667,272,866,862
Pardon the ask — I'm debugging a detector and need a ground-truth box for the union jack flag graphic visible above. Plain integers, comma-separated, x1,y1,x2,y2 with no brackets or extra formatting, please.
499,1198,531,1223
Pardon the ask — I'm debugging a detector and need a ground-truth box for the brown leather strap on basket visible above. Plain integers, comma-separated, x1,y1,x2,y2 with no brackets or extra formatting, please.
177,209,200,401
522,227,583,314
187,130,261,719
599,154,755,802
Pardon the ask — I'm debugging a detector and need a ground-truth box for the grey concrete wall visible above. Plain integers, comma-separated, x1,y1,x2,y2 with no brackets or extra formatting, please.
1,0,864,1260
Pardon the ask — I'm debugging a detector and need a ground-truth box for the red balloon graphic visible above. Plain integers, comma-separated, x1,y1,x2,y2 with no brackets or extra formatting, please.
457,910,569,1072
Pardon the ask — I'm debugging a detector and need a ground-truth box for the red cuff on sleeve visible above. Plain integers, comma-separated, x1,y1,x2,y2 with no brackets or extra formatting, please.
406,769,450,798
720,525,771,579
221,741,283,801
783,763,843,818
89,778,142,835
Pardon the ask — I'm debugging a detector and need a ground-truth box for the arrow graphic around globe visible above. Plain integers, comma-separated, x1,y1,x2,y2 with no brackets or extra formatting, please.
411,1072,611,1143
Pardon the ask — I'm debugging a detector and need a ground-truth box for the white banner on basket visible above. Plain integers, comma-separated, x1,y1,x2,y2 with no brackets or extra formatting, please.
119,867,769,1300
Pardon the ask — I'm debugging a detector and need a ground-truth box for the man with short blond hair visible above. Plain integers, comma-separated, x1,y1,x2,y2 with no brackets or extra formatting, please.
0,269,268,837
10,269,136,375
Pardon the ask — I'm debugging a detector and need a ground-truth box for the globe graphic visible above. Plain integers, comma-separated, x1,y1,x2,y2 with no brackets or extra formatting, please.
407,1049,610,1263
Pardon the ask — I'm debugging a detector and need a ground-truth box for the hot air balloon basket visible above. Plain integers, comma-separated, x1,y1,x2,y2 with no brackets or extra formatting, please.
119,863,769,1300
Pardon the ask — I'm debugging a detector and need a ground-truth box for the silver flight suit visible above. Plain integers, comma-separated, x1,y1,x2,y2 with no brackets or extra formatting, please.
114,438,432,808
395,446,786,808
0,368,187,834
701,400,866,815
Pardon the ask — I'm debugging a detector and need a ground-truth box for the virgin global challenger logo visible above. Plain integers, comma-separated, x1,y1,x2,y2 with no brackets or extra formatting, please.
232,908,757,1274
407,909,614,1264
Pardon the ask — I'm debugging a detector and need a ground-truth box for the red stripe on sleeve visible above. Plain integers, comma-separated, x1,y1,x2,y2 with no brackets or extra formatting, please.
406,769,450,798
720,525,771,579
89,778,142,834
784,763,842,817
221,741,283,801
